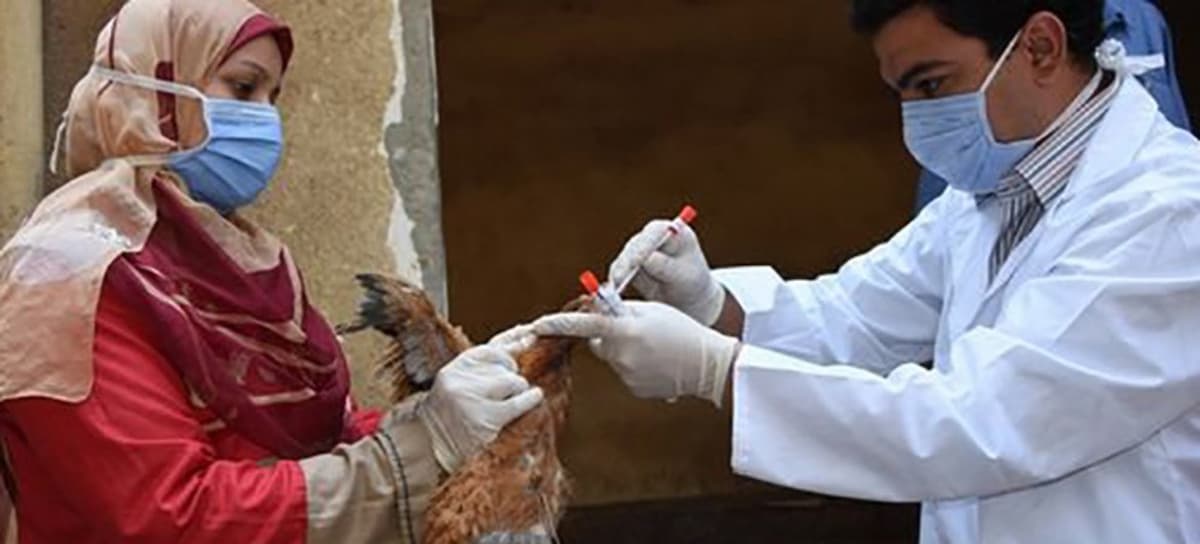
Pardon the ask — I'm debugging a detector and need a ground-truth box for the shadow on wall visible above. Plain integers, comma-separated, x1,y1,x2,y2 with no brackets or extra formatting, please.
437,0,1200,508
434,0,914,506
1158,0,1200,131
559,491,917,544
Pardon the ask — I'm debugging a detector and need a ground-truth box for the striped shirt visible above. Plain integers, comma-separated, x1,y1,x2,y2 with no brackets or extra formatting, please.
983,70,1120,282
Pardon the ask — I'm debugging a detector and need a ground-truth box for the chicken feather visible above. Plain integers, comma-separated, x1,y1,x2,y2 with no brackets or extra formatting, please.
339,273,581,544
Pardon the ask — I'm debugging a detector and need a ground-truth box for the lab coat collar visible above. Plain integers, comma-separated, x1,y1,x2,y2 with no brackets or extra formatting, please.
1059,75,1159,206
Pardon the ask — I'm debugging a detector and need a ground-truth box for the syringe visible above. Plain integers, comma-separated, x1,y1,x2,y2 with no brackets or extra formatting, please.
580,205,698,315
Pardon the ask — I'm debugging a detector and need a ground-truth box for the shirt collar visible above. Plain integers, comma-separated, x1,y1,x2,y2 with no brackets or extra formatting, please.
986,70,1119,205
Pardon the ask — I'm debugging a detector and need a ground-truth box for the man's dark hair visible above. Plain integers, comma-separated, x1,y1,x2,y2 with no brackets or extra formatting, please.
851,0,1105,66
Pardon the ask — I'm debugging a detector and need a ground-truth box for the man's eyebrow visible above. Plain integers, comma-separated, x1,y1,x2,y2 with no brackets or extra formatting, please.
896,60,952,90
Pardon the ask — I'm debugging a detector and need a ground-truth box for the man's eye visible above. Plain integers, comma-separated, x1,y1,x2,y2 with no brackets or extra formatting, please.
916,78,944,98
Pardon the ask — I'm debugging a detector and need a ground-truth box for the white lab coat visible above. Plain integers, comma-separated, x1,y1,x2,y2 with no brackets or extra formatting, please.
716,77,1200,543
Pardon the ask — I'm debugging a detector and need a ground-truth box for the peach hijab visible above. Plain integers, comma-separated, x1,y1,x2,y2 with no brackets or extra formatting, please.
0,0,350,458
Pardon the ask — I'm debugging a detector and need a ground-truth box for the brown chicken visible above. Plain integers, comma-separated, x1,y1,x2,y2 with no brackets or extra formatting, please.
337,274,582,544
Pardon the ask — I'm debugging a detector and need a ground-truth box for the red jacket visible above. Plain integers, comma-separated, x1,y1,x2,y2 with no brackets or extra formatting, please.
0,285,381,543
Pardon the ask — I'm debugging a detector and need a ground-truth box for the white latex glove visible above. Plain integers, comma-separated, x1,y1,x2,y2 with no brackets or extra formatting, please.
417,344,544,473
486,322,537,354
532,301,739,407
609,220,725,326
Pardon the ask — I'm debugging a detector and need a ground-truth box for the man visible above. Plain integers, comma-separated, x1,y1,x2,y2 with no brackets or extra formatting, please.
914,0,1191,211
533,1,1200,542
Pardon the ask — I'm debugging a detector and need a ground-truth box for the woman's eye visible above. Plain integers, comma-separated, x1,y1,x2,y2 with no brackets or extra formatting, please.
222,75,260,100
234,81,256,98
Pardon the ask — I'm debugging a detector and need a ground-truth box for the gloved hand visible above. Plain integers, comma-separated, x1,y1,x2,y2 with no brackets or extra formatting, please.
533,301,739,407
609,220,725,326
417,344,544,473
486,322,537,354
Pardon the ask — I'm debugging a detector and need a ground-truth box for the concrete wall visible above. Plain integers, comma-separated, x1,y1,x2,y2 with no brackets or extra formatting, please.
241,0,443,406
36,0,444,408
0,0,43,243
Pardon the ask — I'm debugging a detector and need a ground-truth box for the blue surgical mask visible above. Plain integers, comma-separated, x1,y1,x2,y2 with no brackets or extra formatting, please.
169,99,283,214
89,66,284,214
902,33,1031,195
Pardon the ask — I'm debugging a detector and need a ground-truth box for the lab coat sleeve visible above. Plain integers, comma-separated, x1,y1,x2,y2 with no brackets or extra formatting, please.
731,190,1200,502
715,192,950,375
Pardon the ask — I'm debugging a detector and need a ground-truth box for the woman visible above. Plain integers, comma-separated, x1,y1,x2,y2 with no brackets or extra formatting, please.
0,1,542,542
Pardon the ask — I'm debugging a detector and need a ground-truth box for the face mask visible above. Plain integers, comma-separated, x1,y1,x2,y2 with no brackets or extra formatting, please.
901,33,1032,195
89,65,284,215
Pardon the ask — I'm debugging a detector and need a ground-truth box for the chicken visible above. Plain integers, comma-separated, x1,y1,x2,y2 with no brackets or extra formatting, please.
337,274,581,544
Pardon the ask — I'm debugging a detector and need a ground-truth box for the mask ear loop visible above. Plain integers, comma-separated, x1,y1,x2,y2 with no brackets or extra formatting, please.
87,65,212,167
980,32,1025,92
1040,70,1102,137
47,112,68,177
976,32,1025,146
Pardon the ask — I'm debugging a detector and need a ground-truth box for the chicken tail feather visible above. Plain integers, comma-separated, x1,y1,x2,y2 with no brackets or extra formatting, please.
337,273,472,398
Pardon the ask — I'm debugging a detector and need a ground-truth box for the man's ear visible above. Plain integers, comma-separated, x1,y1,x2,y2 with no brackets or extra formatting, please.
1021,11,1071,83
